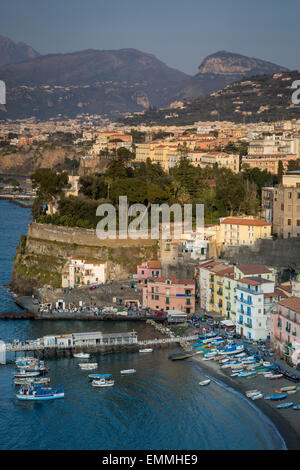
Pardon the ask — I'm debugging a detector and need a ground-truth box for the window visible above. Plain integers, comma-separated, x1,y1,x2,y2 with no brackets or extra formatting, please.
288,219,291,226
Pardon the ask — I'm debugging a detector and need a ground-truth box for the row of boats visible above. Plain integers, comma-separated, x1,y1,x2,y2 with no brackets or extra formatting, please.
191,332,300,410
14,356,64,401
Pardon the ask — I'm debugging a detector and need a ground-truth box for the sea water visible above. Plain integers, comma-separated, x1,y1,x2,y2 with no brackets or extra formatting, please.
0,200,286,450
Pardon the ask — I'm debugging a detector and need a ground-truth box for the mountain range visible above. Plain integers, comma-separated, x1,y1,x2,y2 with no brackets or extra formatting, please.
0,35,292,120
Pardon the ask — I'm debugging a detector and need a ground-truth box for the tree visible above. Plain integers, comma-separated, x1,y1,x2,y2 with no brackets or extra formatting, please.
277,160,284,184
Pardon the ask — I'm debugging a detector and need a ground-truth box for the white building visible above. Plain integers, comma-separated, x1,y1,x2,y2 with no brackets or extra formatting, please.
62,257,106,288
235,277,278,341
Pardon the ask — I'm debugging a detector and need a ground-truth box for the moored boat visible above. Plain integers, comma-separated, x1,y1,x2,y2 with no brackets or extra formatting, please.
16,384,64,401
264,393,288,401
120,369,136,375
14,377,50,386
73,352,90,359
79,363,97,370
139,348,153,353
276,402,294,409
92,376,114,387
199,379,211,386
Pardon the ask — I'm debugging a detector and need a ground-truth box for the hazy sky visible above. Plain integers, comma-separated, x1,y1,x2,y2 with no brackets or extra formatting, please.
1,0,299,75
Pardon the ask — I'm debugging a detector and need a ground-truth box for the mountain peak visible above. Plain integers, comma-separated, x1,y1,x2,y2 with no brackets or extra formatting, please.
0,35,40,67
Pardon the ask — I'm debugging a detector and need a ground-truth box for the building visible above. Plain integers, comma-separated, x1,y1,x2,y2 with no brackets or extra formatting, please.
136,260,162,289
272,172,300,238
270,297,300,364
235,277,278,341
241,153,297,174
42,331,138,348
219,217,272,246
143,277,195,314
62,257,106,288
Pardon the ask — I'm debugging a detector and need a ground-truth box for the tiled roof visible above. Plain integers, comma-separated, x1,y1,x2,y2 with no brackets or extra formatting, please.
236,264,271,275
278,297,300,314
221,217,271,227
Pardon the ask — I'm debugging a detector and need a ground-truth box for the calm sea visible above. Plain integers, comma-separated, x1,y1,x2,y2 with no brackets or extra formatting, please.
0,200,286,450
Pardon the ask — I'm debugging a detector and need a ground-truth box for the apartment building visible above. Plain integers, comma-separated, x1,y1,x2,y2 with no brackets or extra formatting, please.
241,153,298,174
136,261,162,289
219,217,272,246
62,257,106,288
272,172,300,238
235,277,279,341
142,276,195,314
270,297,300,364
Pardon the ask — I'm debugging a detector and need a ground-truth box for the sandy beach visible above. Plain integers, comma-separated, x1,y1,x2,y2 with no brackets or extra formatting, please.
192,355,300,450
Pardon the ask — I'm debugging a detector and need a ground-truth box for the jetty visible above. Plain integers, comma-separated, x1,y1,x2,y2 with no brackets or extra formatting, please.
0,312,35,319
1,333,198,364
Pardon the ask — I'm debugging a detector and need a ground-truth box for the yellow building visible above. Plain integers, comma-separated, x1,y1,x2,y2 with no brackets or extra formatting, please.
219,217,272,247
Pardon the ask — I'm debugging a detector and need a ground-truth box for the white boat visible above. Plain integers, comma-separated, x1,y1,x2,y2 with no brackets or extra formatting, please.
245,389,260,397
139,348,153,353
78,363,97,370
199,379,211,386
250,393,263,400
92,378,114,387
120,369,136,375
73,352,90,359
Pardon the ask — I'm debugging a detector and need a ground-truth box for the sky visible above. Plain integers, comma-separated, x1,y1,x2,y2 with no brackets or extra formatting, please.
0,0,300,75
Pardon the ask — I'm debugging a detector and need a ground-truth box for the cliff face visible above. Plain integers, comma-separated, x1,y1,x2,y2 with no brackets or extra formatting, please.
11,222,158,295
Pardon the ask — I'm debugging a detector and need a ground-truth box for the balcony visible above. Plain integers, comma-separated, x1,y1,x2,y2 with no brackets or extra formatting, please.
238,297,252,305
237,285,262,295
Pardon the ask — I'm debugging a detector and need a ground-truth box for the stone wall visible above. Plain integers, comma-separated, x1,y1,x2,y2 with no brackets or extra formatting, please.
11,222,159,295
221,238,300,270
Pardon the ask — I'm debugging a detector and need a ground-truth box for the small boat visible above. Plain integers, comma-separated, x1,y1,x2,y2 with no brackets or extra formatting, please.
14,369,40,378
250,393,263,400
16,384,64,401
265,374,283,380
73,353,90,359
276,385,297,392
169,352,194,360
92,377,114,387
88,373,110,380
245,389,260,397
277,402,294,409
120,369,136,375
264,393,288,401
199,379,211,386
14,377,50,386
293,405,300,410
139,348,153,353
78,363,97,370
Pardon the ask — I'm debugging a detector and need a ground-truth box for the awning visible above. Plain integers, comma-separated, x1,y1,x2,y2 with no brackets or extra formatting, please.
220,320,235,327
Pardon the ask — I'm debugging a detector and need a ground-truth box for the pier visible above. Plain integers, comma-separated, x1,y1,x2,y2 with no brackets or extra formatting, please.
2,334,198,364
0,312,35,319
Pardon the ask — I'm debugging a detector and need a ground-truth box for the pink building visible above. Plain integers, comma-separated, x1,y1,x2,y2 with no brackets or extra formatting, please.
136,261,162,289
143,276,195,314
270,296,300,364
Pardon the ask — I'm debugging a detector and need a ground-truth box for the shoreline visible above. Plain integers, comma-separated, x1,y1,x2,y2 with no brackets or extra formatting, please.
192,355,300,450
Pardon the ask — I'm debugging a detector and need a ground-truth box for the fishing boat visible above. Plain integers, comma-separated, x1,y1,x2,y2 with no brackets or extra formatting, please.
139,348,153,353
16,384,64,401
92,376,114,387
14,369,40,378
14,377,50,386
293,405,300,410
276,402,294,409
88,373,110,380
265,374,283,380
219,344,244,355
120,369,136,375
199,379,211,386
264,393,288,401
73,352,90,359
78,363,97,370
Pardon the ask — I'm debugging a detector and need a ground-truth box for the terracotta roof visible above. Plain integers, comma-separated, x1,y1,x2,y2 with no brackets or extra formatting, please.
147,261,162,269
278,297,300,314
236,264,271,275
216,267,234,276
221,217,271,227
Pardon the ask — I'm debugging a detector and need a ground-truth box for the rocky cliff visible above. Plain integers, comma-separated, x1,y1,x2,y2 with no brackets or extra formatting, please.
11,222,158,295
